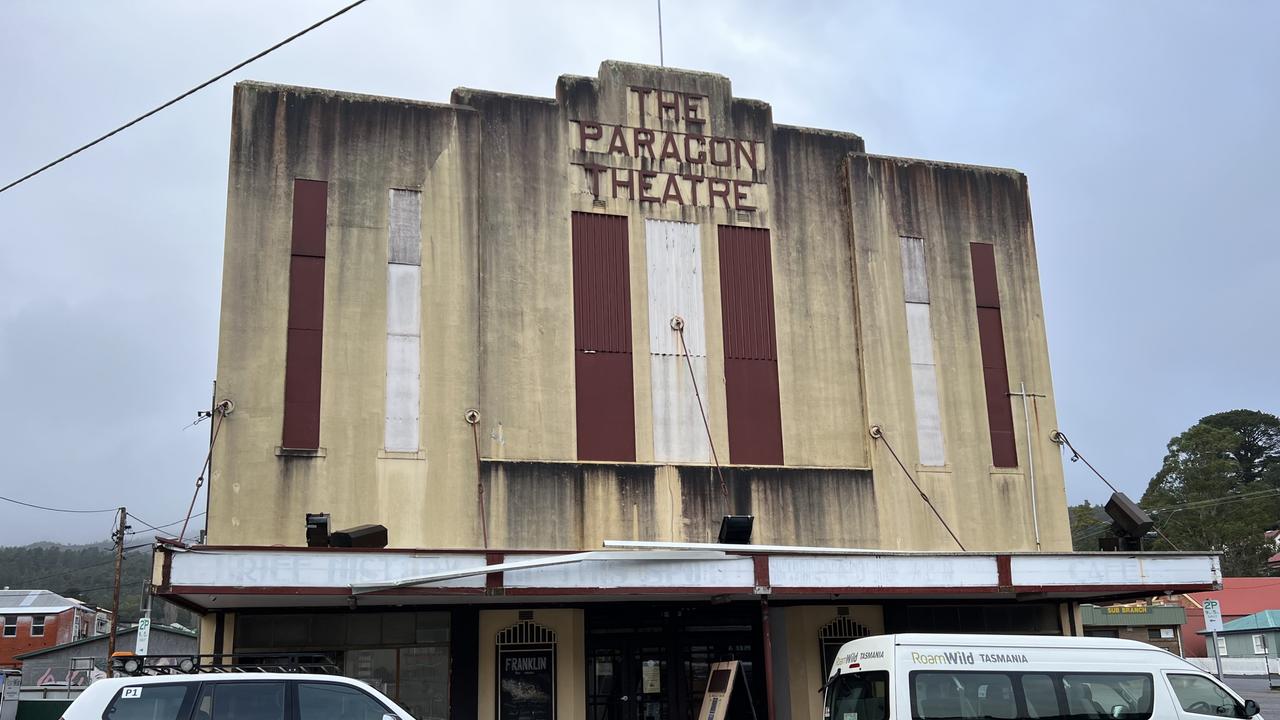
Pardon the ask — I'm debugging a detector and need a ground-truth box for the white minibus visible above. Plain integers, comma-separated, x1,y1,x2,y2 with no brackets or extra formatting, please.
823,633,1263,719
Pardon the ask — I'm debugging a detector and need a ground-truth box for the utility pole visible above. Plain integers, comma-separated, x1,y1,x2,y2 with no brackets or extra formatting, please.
107,507,128,677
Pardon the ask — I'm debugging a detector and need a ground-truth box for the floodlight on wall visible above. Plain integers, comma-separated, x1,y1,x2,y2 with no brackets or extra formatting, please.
305,513,330,547
718,515,754,544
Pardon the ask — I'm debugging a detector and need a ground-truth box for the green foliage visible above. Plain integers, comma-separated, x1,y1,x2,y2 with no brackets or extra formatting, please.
0,541,193,626
1141,409,1280,576
1068,500,1110,551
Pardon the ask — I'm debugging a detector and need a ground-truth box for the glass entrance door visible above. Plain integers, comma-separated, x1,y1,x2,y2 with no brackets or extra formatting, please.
586,604,762,720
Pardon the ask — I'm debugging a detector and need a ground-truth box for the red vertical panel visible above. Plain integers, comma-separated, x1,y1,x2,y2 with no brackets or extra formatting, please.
719,226,783,465
282,179,327,449
971,242,1017,467
572,212,631,353
718,227,777,360
571,212,635,460
290,179,328,257
724,358,784,465
575,351,636,461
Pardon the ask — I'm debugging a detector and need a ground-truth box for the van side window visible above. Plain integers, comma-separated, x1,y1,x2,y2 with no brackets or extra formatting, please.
1021,674,1061,718
1062,674,1153,719
103,685,194,720
297,682,389,720
1168,674,1243,717
912,672,1016,719
825,671,889,720
196,682,286,720
909,671,1154,720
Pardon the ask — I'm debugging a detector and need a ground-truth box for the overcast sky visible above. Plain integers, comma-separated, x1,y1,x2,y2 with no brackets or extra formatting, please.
1,1,1277,546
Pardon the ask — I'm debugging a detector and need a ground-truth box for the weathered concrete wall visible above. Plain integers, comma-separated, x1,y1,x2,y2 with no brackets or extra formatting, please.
210,83,482,547
847,154,1070,551
209,61,1067,553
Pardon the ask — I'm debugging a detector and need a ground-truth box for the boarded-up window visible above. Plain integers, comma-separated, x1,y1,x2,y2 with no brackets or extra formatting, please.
970,242,1017,467
572,212,636,461
282,179,327,449
901,237,946,466
718,226,783,465
646,219,710,463
386,189,422,453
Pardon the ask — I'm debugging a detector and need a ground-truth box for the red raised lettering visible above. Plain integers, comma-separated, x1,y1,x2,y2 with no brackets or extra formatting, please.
638,171,660,203
659,133,683,163
682,174,705,206
634,128,656,161
607,125,629,156
579,163,606,197
611,167,633,199
662,174,685,205
733,180,756,211
710,138,733,167
708,178,731,209
684,135,707,164
578,121,602,151
733,140,758,171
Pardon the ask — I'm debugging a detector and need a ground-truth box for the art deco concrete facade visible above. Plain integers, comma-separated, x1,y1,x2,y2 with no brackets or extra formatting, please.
209,61,1070,554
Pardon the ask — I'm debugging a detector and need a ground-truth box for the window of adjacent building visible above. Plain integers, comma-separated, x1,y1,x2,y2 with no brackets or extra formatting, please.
1216,636,1227,656
104,683,194,720
1253,634,1267,654
1,616,13,637
297,682,389,720
1167,674,1244,717
825,671,889,720
195,681,286,720
31,616,45,637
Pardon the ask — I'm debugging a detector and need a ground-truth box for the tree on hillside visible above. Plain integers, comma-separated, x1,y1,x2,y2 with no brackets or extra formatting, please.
1142,409,1280,576
1069,501,1109,551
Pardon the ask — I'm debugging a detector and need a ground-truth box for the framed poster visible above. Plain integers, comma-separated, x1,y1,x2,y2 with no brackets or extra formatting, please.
498,646,556,720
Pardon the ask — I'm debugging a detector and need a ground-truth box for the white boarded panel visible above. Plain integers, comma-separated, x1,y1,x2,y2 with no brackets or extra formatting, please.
388,189,422,265
387,264,421,336
911,363,946,466
646,219,705,356
900,236,928,303
904,302,935,365
385,334,420,452
651,354,712,463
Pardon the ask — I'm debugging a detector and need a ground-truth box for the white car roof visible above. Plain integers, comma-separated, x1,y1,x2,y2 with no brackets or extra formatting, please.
93,673,352,686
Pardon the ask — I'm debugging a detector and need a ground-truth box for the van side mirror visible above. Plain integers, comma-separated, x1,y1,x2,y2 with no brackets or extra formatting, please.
1242,699,1259,717
1110,706,1125,719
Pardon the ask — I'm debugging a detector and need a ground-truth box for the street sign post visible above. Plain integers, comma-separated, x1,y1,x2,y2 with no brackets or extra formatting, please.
134,617,151,657
1203,599,1224,679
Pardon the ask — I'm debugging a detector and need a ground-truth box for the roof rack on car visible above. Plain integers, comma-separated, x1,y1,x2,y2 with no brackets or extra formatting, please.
110,652,342,676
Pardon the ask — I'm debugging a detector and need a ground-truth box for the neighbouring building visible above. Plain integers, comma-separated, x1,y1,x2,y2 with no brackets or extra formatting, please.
1202,610,1280,661
12,624,197,693
1080,604,1186,655
1180,578,1279,657
0,591,110,670
151,61,1220,720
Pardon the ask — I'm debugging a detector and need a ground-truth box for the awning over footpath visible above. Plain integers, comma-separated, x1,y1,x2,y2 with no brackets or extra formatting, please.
152,540,1222,612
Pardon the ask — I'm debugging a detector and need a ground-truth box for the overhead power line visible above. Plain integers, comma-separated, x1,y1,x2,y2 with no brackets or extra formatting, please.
0,0,375,195
0,494,120,514
128,511,207,535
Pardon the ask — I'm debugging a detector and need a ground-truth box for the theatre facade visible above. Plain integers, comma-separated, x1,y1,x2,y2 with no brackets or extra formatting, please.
152,61,1219,720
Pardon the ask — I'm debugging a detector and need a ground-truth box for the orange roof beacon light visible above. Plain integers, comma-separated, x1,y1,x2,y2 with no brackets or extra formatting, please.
110,651,142,675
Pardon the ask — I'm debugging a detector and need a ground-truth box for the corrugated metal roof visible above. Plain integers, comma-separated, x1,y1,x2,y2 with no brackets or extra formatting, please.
1215,609,1280,634
0,590,76,614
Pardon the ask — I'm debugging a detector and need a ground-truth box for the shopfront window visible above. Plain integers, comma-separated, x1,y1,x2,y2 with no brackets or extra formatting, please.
825,671,889,720
235,612,449,720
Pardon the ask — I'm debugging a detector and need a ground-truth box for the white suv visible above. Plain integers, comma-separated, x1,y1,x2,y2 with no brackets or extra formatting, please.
63,673,416,720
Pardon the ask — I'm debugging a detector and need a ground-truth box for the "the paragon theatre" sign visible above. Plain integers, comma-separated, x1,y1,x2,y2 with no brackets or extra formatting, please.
571,86,764,211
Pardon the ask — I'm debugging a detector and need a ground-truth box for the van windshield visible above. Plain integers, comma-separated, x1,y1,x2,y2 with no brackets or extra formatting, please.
909,671,1154,720
825,671,889,720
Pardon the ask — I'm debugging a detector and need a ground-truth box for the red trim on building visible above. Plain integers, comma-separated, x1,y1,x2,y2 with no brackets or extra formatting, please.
718,226,783,465
996,555,1013,589
970,242,1017,468
572,212,636,461
282,179,327,449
